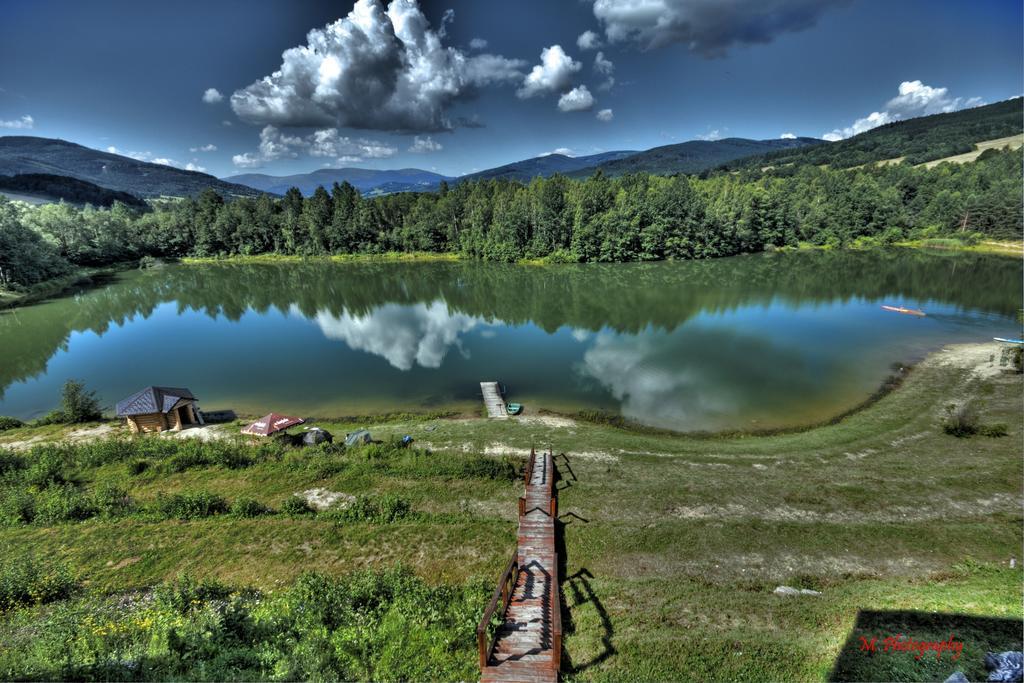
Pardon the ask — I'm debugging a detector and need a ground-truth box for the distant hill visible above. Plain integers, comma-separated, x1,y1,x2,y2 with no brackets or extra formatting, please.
0,173,148,208
224,168,452,196
568,137,825,178
0,136,261,199
461,150,638,183
717,98,1024,172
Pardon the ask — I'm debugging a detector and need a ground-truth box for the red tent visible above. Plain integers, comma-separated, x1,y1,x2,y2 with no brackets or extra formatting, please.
241,412,305,437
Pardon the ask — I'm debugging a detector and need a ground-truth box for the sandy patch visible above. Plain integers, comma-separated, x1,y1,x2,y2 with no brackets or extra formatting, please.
516,415,577,428
926,342,1006,380
67,423,120,442
1,423,121,451
667,493,1022,524
301,488,355,510
163,425,230,442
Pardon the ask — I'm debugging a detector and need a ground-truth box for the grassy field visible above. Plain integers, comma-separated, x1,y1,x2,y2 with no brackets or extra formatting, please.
0,342,1020,680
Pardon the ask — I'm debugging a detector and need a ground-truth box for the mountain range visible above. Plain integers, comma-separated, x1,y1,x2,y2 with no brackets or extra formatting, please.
0,136,260,199
223,168,451,197
1,100,1020,205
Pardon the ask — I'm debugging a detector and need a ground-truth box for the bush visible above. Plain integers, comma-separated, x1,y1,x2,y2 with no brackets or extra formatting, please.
49,380,103,424
0,489,36,525
0,556,77,610
231,497,274,518
942,403,979,437
126,459,149,475
0,416,23,431
33,485,97,524
22,449,69,488
154,491,229,520
154,574,231,613
979,423,1008,438
0,452,26,480
326,495,412,524
93,484,134,517
281,495,314,517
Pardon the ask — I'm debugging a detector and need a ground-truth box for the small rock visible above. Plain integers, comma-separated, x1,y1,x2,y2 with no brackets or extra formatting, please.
752,464,768,470
944,672,968,683
984,651,1023,683
774,585,822,596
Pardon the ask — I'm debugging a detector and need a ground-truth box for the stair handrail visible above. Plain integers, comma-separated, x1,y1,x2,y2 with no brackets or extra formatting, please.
477,546,519,669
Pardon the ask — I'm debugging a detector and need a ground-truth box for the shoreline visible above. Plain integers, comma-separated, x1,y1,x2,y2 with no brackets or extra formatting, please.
3,342,1015,448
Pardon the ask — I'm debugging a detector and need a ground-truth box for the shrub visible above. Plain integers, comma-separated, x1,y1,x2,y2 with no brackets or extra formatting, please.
93,484,134,517
281,495,314,517
0,452,26,480
33,485,97,524
326,495,412,524
231,497,274,518
154,574,231,613
126,459,149,476
154,491,229,520
979,423,1008,438
22,449,68,488
0,416,23,431
0,557,77,610
0,489,36,525
55,380,103,424
942,403,979,437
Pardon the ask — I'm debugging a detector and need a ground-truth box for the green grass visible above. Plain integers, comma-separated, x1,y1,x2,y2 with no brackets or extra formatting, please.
0,344,1020,680
182,251,463,265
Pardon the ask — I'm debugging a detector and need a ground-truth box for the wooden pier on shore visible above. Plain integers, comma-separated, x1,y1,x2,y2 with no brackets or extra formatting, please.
480,381,509,419
478,448,561,682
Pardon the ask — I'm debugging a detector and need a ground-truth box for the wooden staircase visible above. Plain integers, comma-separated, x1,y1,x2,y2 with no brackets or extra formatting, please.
478,448,561,682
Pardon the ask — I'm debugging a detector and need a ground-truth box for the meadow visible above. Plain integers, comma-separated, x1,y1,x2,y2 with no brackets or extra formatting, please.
0,342,1020,681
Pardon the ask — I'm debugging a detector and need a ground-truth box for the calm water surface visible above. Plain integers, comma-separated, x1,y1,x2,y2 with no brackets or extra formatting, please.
0,250,1020,430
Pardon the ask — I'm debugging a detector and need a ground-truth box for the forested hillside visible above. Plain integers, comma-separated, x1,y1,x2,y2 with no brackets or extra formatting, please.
0,137,260,198
719,98,1023,171
570,137,823,177
0,174,147,208
2,146,1019,290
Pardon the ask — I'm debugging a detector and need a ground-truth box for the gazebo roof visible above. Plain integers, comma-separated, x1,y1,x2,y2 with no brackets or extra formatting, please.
116,386,195,417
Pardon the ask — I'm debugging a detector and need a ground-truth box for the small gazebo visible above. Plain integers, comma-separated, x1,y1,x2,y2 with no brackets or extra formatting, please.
116,386,199,433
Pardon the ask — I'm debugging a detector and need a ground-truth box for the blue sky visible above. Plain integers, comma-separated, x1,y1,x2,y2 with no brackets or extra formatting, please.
0,0,1020,178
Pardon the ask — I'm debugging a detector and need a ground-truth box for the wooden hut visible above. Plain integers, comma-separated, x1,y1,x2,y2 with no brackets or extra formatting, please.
116,386,199,433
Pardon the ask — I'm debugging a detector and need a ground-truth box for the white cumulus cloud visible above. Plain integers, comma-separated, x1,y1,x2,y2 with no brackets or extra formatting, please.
822,80,983,141
190,143,218,153
780,132,796,139
596,108,614,122
594,51,615,90
558,85,595,112
233,125,397,168
202,88,224,104
696,129,722,141
590,0,848,56
185,161,207,172
518,45,581,98
231,0,525,132
577,30,603,50
0,115,33,129
408,135,443,153
469,37,488,50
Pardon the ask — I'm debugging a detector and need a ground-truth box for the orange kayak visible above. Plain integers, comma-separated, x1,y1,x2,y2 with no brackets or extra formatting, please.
881,305,926,317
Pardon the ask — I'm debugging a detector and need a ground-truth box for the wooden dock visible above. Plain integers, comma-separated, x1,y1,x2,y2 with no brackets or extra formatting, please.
480,381,509,419
478,448,561,682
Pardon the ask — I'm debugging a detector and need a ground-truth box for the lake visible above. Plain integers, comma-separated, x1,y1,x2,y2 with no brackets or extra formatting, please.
0,250,1020,431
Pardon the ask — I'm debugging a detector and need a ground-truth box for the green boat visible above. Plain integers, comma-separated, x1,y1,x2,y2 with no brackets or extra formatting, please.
506,402,523,415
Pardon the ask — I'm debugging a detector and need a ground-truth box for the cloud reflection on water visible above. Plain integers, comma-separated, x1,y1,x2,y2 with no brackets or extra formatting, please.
301,302,483,371
577,326,828,430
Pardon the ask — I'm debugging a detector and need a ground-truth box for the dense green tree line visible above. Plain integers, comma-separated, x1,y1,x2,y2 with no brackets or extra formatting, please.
0,148,1020,289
